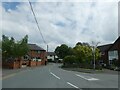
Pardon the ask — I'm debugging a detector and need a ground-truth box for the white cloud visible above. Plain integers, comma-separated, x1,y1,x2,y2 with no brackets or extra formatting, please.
1,1,118,51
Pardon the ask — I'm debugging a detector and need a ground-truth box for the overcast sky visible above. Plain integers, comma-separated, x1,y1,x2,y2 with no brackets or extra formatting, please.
1,0,119,51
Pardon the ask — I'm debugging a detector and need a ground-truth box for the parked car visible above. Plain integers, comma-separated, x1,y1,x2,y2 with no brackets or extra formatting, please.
114,67,120,71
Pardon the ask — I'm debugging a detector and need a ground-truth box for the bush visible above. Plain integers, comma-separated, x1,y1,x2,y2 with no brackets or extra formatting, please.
63,55,78,66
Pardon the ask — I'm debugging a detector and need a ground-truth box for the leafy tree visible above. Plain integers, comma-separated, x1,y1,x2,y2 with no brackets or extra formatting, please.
94,48,101,61
63,55,77,65
0,40,1,49
68,47,74,56
82,42,90,46
2,35,29,61
14,35,29,58
2,35,15,59
55,44,69,59
55,42,101,68
73,44,100,64
76,42,82,46
55,46,60,58
76,42,90,46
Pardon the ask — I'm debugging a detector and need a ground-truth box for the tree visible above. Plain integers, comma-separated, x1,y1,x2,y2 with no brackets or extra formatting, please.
2,35,15,59
76,42,82,46
14,35,29,58
55,44,69,59
76,42,90,46
2,35,29,61
55,42,101,68
73,44,100,64
82,42,90,46
68,47,74,56
55,46,60,58
0,40,1,49
63,55,77,66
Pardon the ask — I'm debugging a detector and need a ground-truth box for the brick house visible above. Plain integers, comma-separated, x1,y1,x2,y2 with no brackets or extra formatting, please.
28,44,47,65
98,36,120,67
3,44,47,69
108,37,120,67
98,44,112,67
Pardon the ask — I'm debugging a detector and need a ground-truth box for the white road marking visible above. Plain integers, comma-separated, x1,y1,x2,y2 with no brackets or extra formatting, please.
50,72,60,80
76,74,99,81
2,73,16,80
62,69,71,72
67,82,79,89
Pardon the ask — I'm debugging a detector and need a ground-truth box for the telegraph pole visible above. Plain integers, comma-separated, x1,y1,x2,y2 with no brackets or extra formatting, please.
47,45,48,52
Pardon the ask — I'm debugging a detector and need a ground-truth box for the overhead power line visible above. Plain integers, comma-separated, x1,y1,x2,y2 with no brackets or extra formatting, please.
28,0,46,44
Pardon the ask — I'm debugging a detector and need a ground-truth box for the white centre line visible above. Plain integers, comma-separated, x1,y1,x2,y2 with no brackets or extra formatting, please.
50,72,60,80
76,74,99,81
67,82,79,89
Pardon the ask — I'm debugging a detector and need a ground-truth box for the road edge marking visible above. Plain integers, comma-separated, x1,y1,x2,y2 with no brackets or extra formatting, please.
2,73,17,80
50,72,60,80
2,69,31,80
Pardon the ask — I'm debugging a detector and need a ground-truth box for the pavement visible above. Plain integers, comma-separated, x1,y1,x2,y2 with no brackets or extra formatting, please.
62,67,119,75
2,63,119,89
2,66,42,77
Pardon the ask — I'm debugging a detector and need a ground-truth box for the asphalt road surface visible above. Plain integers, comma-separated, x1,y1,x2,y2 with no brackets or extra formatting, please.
2,63,119,89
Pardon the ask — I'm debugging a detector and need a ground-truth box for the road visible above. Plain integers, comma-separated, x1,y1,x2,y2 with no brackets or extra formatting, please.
2,63,119,89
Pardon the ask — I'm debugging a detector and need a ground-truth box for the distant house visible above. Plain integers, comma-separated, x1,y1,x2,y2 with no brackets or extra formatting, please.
98,44,113,66
108,37,120,67
47,52,58,62
28,44,47,65
98,36,120,67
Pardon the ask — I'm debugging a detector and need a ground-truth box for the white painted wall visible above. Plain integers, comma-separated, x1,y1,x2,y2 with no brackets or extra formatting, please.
47,55,58,61
47,55,55,61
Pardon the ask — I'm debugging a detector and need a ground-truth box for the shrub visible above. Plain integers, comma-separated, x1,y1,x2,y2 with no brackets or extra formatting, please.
63,55,78,65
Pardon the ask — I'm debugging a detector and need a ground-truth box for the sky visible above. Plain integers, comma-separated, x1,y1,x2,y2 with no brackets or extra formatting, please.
1,0,119,52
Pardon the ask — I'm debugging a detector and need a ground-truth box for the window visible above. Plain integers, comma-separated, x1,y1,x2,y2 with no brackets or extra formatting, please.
109,60,113,65
37,51,41,53
108,50,118,61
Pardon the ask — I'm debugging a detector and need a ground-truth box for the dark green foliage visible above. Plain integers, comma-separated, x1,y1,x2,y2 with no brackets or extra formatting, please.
0,40,1,49
2,35,29,61
63,55,77,65
55,44,73,59
55,42,101,69
63,55,79,68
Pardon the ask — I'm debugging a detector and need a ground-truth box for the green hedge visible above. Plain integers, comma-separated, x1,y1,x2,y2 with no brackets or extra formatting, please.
63,55,102,70
63,55,78,64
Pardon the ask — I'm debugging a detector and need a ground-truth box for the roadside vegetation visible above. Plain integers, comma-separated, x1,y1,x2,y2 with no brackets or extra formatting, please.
0,40,1,49
2,35,29,62
55,42,101,70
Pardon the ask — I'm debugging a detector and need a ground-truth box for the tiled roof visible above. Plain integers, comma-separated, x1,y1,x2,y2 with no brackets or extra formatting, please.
28,44,45,51
113,36,120,45
97,44,113,52
97,36,120,52
47,52,56,56
108,36,120,50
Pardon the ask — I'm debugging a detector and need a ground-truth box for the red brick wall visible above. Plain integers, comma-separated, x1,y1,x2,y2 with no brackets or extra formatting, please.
101,51,109,66
36,61,41,66
3,61,21,69
29,61,36,67
28,50,47,65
